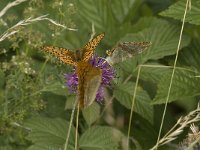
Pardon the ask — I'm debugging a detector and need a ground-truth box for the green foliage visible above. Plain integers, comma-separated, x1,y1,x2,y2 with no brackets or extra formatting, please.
82,102,100,126
160,0,200,25
114,82,153,123
79,126,121,150
0,69,5,88
25,117,121,150
122,18,190,61
25,117,75,150
0,0,200,149
139,63,172,83
152,68,200,104
40,82,67,96
118,17,191,73
75,0,145,45
178,39,200,71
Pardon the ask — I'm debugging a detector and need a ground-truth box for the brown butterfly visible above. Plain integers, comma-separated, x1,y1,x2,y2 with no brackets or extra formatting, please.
106,41,151,65
41,33,105,108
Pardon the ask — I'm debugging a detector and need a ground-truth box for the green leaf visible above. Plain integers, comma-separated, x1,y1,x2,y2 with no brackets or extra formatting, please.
25,117,75,150
116,18,190,73
76,0,115,31
113,82,153,123
41,82,67,96
27,144,66,150
75,0,134,44
0,146,12,150
65,95,76,110
79,126,121,150
152,68,200,104
131,17,164,33
121,18,191,62
110,0,139,23
139,63,172,83
160,0,200,25
179,39,200,71
82,102,100,126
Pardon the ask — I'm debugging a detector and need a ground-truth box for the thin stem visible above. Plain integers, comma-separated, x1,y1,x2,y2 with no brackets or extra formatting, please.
64,99,77,150
75,103,80,150
155,0,190,149
99,73,133,119
127,65,141,149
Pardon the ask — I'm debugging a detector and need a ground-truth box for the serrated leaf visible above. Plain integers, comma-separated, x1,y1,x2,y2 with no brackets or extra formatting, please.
179,39,200,71
27,144,66,150
139,63,172,83
79,126,121,150
82,102,100,126
113,82,153,123
152,68,200,104
121,18,191,62
131,17,164,33
75,0,135,45
111,0,138,23
116,18,190,73
160,0,200,25
76,0,115,31
25,117,75,150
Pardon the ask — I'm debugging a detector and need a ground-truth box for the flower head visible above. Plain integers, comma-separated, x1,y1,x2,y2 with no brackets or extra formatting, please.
65,54,115,102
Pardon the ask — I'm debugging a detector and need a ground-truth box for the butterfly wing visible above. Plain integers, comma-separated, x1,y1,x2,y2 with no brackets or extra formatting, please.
118,42,151,55
76,61,102,108
41,46,76,66
106,41,151,65
83,67,102,107
82,33,105,62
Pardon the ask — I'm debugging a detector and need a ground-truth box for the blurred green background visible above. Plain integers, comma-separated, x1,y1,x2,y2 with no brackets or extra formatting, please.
0,0,200,149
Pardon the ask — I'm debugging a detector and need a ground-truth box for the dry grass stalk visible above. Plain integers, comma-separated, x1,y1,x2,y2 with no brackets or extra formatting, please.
0,0,28,18
178,124,200,150
0,14,77,42
150,104,200,150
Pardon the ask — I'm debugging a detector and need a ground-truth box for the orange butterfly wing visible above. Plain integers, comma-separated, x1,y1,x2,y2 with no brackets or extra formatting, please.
41,46,76,66
82,33,105,62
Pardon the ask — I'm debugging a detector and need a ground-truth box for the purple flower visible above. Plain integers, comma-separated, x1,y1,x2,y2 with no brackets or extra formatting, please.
65,55,115,102
65,71,78,93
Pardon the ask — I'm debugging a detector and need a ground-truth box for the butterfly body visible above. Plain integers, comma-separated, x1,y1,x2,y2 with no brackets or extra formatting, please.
41,33,105,108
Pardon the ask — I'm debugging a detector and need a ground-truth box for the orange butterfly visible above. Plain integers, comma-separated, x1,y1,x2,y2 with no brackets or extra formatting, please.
42,33,105,108
42,33,105,66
